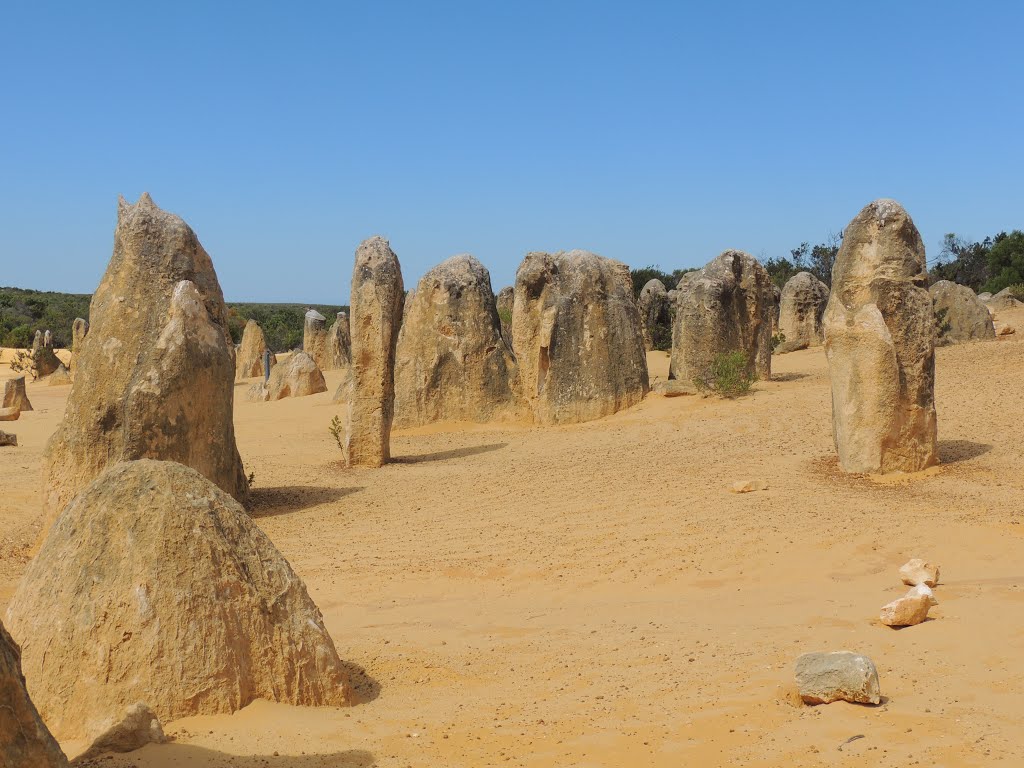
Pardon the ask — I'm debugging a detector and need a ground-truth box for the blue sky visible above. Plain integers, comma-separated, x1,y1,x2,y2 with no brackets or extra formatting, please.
2,1,1022,303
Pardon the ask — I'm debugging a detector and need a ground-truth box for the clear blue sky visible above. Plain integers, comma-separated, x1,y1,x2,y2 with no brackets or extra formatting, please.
3,1,1021,303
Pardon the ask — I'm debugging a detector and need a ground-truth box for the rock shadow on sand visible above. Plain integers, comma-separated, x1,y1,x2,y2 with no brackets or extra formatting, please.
392,442,507,464
938,439,992,464
341,659,381,704
75,745,375,767
247,486,364,518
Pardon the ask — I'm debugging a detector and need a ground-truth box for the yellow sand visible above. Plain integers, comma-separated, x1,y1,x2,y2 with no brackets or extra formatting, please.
1,308,1022,767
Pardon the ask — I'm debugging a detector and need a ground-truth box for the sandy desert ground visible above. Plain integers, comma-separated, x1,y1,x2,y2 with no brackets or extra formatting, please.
1,308,1023,767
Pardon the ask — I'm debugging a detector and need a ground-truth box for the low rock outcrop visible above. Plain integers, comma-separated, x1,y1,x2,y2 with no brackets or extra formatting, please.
795,651,881,705
394,255,521,427
5,460,351,742
929,280,995,344
248,352,326,401
512,250,648,425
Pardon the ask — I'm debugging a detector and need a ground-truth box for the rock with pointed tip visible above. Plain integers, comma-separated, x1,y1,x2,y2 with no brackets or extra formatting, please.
40,193,248,542
5,460,351,743
824,200,937,474
235,319,276,380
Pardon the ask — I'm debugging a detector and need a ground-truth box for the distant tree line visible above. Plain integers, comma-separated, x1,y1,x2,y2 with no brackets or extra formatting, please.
0,286,346,353
930,230,1024,293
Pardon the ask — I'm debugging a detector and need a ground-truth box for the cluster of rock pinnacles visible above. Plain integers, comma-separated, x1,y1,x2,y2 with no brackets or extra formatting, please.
3,193,988,763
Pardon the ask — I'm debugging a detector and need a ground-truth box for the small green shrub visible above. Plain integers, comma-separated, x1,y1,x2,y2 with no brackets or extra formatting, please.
329,415,344,452
770,331,786,352
1006,283,1024,302
497,307,512,327
693,351,756,398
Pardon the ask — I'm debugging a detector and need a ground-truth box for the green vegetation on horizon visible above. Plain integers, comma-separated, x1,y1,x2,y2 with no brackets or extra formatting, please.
0,287,346,352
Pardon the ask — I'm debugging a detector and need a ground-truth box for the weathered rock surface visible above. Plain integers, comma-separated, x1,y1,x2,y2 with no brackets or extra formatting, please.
637,279,671,351
879,593,931,627
899,558,940,587
512,250,648,425
779,272,829,348
326,311,352,370
5,460,351,742
33,347,62,378
0,406,20,421
40,194,248,535
977,291,992,302
2,375,32,411
823,200,938,474
496,286,514,346
346,236,404,467
236,319,277,380
0,430,16,446
652,379,696,397
76,703,165,760
43,364,71,386
929,280,995,345
795,651,881,705
303,309,328,369
670,250,773,386
395,255,522,428
986,287,1024,311
774,339,809,355
69,317,89,377
0,618,69,767
262,352,327,400
906,583,939,606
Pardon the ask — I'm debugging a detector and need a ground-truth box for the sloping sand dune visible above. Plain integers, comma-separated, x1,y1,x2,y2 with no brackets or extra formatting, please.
1,310,1022,766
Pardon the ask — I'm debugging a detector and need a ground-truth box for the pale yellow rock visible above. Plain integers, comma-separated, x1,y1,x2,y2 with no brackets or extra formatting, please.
879,593,931,627
43,364,71,386
899,558,940,587
303,309,328,369
2,376,32,411
670,250,774,385
905,583,938,606
236,319,276,379
40,193,248,539
779,272,829,348
512,250,648,425
326,311,352,370
0,405,20,421
69,317,88,377
824,199,937,474
5,460,351,743
346,236,404,467
263,351,327,400
0,618,68,767
76,702,165,760
394,254,522,428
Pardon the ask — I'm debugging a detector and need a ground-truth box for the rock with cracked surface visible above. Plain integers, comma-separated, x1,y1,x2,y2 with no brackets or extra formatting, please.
929,280,995,345
824,199,937,474
5,460,351,743
779,272,829,348
40,194,248,539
